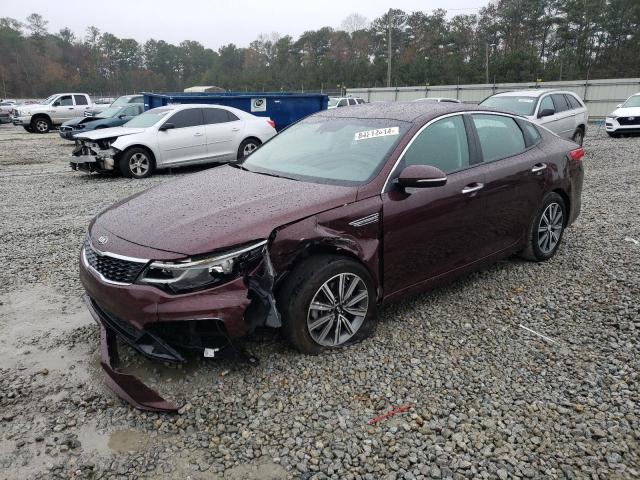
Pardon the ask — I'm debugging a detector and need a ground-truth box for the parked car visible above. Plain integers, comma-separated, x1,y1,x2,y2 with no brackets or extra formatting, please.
0,101,16,124
11,93,94,133
84,95,143,117
413,97,461,103
79,101,584,410
479,89,587,145
605,93,640,137
328,96,366,109
70,104,277,178
59,104,144,140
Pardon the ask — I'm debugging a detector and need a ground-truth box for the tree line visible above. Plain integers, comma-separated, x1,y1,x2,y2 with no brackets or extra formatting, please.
1,0,638,99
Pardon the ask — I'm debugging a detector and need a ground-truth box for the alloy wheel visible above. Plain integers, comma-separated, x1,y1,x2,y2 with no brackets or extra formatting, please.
306,273,369,347
243,142,258,157
35,119,48,133
537,202,563,254
129,153,150,176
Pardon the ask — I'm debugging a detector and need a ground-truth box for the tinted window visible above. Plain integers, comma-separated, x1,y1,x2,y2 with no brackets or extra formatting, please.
356,98,365,104
74,95,88,105
227,111,239,121
167,108,203,128
57,95,73,106
521,121,542,144
348,98,357,105
552,94,569,112
472,114,526,162
539,95,554,113
403,115,469,173
337,99,348,107
565,94,582,110
204,108,231,124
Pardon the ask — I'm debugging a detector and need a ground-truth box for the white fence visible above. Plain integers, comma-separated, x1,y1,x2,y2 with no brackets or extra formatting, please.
347,78,640,119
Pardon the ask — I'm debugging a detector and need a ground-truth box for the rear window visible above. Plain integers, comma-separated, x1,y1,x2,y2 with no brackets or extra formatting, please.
480,96,537,116
74,95,88,105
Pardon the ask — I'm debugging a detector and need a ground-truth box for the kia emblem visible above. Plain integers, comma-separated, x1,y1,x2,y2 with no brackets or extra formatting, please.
98,235,109,245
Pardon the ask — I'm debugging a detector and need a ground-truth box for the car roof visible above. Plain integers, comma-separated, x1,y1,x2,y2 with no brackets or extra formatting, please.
490,89,581,98
316,101,502,123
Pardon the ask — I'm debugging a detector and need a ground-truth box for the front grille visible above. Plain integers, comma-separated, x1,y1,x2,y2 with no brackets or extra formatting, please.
618,116,640,126
83,238,148,284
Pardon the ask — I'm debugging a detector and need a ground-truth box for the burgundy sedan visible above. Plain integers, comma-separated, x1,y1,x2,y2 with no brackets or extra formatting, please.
80,102,584,410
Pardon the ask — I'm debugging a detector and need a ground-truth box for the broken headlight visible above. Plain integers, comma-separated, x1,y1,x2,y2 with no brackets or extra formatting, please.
137,240,267,293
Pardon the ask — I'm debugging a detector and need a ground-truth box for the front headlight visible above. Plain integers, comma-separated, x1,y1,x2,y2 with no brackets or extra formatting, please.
137,240,267,293
606,115,617,120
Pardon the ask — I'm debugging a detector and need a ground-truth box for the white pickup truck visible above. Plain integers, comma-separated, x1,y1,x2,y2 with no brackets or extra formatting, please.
12,93,95,133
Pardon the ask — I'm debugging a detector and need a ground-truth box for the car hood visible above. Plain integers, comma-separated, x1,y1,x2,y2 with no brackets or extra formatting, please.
75,126,145,140
93,165,358,256
611,106,640,117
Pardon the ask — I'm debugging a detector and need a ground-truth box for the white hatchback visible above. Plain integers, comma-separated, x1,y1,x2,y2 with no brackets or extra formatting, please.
70,104,277,178
605,93,640,138
480,89,588,145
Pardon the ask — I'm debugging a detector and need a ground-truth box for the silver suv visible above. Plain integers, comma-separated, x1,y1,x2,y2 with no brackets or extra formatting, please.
480,89,588,145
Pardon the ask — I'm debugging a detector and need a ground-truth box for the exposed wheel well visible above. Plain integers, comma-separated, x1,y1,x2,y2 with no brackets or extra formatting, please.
576,124,585,133
120,145,156,168
553,188,571,225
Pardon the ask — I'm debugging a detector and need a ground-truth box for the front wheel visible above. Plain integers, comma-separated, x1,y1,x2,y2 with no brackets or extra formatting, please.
31,117,51,134
520,192,566,262
118,148,153,179
237,138,261,160
279,255,377,354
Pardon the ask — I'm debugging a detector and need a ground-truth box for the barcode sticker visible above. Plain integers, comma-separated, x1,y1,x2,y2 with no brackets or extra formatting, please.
354,127,400,141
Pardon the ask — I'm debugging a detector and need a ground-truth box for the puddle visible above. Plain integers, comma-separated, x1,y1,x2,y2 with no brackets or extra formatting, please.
76,424,151,455
0,285,94,379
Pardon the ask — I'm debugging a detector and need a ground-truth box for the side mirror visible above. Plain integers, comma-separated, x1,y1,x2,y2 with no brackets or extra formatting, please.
118,114,126,119
52,101,60,107
538,108,555,118
397,165,447,189
159,123,175,131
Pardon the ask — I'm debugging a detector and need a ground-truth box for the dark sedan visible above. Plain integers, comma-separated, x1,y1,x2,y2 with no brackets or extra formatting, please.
59,104,143,140
80,102,584,411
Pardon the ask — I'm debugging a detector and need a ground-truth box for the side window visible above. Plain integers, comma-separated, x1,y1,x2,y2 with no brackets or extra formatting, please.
356,98,365,104
565,94,582,110
402,115,469,173
337,99,348,107
57,95,73,106
521,121,542,145
74,95,88,105
539,95,554,114
167,108,203,129
123,106,139,116
203,108,230,125
348,98,357,106
552,94,569,113
226,111,239,121
472,114,526,162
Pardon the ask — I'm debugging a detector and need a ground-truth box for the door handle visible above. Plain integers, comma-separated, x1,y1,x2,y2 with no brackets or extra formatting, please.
194,132,203,137
461,183,484,194
531,163,547,173
231,128,240,132
68,107,74,110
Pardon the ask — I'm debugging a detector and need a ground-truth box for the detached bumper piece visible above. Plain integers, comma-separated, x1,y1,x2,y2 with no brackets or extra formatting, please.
84,296,179,412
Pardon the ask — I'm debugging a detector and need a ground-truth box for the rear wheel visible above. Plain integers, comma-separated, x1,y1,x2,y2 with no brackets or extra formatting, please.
237,138,261,160
118,148,153,179
278,255,376,354
31,116,51,134
520,192,566,262
571,127,584,146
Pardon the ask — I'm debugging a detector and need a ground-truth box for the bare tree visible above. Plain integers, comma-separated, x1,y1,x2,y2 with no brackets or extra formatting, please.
25,13,48,37
340,13,369,33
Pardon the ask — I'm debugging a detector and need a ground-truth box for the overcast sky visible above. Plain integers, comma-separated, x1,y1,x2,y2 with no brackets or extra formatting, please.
2,0,485,49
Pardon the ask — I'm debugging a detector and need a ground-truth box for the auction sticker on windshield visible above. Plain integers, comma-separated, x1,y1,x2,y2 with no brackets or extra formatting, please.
354,127,399,141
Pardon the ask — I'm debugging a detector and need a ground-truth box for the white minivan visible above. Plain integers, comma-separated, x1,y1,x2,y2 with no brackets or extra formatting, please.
480,89,588,145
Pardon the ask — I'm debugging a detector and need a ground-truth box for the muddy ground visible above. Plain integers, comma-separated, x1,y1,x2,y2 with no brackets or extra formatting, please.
0,124,638,479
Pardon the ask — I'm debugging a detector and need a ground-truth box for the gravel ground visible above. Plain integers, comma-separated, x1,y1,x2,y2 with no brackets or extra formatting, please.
0,124,638,480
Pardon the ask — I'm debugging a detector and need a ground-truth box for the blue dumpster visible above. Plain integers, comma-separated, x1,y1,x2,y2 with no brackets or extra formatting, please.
141,92,328,130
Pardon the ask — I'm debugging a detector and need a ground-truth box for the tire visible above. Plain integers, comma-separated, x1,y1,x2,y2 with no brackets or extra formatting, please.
118,148,153,179
607,132,620,138
237,138,261,160
23,126,33,133
278,255,377,354
520,192,566,262
31,116,51,134
571,127,584,146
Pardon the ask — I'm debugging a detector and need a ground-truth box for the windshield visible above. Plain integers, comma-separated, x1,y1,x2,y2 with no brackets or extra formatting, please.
112,96,135,107
97,107,122,118
123,108,171,128
43,94,57,105
480,95,537,116
241,117,410,186
622,96,640,108
328,98,340,107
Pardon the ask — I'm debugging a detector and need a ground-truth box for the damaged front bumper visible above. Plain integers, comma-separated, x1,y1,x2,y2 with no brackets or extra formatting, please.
81,245,280,411
70,142,118,173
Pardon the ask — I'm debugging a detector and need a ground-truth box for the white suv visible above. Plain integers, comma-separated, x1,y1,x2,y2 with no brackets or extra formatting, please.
605,93,640,138
328,97,366,109
70,104,277,178
480,89,588,145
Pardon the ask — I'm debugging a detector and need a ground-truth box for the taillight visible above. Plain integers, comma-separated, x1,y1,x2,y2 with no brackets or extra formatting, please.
569,147,584,162
267,119,276,129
